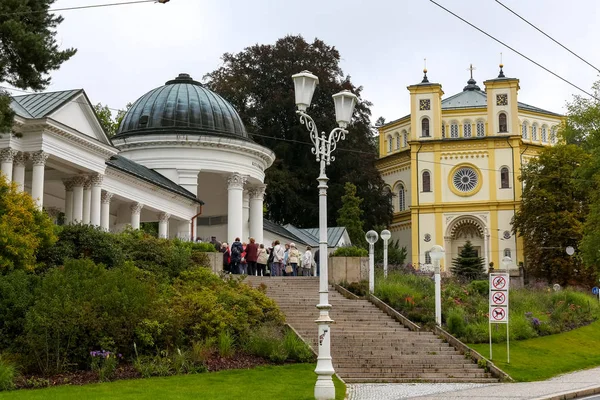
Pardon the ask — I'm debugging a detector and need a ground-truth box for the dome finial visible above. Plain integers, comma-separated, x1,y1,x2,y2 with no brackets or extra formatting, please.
498,52,505,78
421,58,429,83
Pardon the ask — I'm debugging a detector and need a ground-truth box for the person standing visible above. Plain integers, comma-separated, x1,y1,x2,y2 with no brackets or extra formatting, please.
246,238,258,276
314,248,320,277
272,240,284,277
283,243,291,276
256,244,268,276
288,243,300,277
230,237,243,274
267,242,275,276
302,246,313,276
210,236,222,252
239,242,248,275
221,243,231,274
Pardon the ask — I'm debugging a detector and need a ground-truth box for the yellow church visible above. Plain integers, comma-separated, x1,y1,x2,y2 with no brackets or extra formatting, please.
376,65,562,272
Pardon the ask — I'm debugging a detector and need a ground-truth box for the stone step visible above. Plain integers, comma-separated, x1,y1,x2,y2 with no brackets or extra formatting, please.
340,371,491,379
343,377,500,384
335,364,481,373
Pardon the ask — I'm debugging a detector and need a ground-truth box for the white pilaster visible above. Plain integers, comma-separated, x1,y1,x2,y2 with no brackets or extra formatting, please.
100,191,113,231
82,179,91,224
63,179,74,224
178,220,191,241
130,202,143,230
12,152,27,191
0,148,17,182
30,150,49,210
158,212,171,238
227,172,246,243
242,189,250,241
71,176,86,223
90,174,103,226
249,184,266,245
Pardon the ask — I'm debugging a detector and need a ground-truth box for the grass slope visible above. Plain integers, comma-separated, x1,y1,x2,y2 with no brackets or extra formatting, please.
469,320,600,382
0,364,345,400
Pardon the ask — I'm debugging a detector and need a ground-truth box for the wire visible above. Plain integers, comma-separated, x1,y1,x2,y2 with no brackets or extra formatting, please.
428,0,600,102
0,0,157,17
494,0,600,74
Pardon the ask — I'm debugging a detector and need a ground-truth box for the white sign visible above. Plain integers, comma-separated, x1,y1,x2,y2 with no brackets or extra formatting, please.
489,273,509,324
490,306,508,322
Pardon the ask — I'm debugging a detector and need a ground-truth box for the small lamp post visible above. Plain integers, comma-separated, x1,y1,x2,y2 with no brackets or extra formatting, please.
292,70,358,400
430,245,445,326
366,230,379,294
501,256,512,272
381,229,391,278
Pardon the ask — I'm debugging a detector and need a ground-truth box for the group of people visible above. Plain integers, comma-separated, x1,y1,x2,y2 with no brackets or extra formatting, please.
213,236,320,277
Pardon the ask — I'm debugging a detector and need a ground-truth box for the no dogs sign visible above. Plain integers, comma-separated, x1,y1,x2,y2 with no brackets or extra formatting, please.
489,273,509,324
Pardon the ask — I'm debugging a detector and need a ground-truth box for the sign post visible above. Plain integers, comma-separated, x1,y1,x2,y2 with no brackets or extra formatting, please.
489,273,510,363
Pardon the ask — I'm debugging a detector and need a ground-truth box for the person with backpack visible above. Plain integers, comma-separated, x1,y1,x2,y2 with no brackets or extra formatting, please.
230,237,243,274
288,243,300,276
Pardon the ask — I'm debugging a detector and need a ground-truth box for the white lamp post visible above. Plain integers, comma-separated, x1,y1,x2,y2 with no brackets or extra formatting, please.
430,245,445,326
293,70,358,400
381,229,391,279
366,230,379,293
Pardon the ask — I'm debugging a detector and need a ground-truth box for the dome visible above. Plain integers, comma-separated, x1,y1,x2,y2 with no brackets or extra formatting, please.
115,73,248,139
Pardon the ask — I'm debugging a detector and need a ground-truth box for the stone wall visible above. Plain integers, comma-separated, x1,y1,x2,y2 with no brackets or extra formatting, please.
327,256,369,284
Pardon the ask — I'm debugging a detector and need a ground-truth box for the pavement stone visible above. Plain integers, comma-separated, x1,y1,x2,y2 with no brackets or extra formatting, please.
347,383,493,400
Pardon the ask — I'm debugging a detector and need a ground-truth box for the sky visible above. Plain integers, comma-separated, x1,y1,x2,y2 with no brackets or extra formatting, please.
27,0,600,124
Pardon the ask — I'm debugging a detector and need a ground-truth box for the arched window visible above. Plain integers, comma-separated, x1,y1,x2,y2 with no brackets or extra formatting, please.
422,171,431,192
421,118,430,137
403,131,408,147
532,124,538,141
388,136,393,152
541,126,548,143
504,248,512,258
522,122,528,139
398,184,406,211
425,251,432,264
498,113,508,133
550,127,557,144
476,121,485,137
450,122,459,138
501,167,510,188
464,121,472,138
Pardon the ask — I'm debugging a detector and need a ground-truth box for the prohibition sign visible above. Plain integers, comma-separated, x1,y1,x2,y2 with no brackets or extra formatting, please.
492,276,507,290
492,307,506,321
492,292,506,305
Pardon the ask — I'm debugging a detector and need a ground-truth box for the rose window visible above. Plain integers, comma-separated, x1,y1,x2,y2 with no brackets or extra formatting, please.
453,167,478,192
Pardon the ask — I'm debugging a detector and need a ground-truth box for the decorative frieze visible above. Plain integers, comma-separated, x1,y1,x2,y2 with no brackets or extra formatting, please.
441,150,489,160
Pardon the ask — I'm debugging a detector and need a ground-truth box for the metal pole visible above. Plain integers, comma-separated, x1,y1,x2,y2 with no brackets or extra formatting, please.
507,320,510,364
489,321,493,360
383,239,389,279
434,260,441,326
369,243,375,293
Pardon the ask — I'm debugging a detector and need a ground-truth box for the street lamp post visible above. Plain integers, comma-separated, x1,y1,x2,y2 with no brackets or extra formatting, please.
292,70,358,400
430,245,445,326
381,229,391,279
366,230,379,293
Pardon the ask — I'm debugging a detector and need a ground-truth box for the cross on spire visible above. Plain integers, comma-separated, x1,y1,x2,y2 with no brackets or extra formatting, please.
467,63,476,79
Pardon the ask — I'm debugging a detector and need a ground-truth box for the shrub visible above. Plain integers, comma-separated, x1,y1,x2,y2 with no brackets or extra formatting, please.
218,331,235,358
0,355,16,391
90,350,121,382
241,323,314,363
332,246,368,257
0,270,39,351
446,308,466,337
283,331,314,363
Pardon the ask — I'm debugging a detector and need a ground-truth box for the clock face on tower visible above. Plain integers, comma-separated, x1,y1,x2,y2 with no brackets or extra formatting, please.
496,94,508,106
419,99,431,111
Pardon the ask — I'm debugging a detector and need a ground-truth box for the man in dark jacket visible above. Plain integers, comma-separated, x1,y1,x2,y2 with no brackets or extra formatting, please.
245,237,259,276
230,237,244,274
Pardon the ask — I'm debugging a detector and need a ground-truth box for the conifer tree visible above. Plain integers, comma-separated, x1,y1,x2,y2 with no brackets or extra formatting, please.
337,182,366,248
451,240,485,281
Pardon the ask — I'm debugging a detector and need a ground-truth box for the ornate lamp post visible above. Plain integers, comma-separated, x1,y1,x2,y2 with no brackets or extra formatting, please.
430,245,445,326
292,70,358,400
381,229,391,278
366,230,379,293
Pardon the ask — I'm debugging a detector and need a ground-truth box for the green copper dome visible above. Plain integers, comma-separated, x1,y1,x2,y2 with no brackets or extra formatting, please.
115,73,248,138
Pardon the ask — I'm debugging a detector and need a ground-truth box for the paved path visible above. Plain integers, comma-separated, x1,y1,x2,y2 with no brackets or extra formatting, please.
347,366,600,399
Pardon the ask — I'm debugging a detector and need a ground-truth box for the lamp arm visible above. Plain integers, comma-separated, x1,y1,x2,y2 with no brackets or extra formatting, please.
297,110,321,162
296,110,348,165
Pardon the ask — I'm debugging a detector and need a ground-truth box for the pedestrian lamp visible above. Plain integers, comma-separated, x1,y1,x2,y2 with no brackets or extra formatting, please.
430,245,445,326
366,230,379,294
292,70,358,400
501,256,512,271
380,230,391,279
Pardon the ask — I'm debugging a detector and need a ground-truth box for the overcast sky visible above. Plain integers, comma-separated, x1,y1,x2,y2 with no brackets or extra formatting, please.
40,0,600,124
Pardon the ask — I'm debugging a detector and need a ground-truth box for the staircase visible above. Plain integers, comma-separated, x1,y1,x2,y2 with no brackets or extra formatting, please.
245,276,497,383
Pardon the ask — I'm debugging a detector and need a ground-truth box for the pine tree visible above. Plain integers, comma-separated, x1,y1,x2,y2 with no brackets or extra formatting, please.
337,182,365,248
451,240,485,281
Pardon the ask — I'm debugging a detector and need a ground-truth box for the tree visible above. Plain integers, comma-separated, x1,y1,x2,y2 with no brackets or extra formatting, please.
512,144,592,285
0,0,76,132
0,175,56,272
451,240,485,281
93,103,130,138
204,35,393,230
337,182,365,248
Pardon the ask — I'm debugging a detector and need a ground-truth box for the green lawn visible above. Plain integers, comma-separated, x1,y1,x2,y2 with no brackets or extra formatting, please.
0,364,345,400
469,320,600,382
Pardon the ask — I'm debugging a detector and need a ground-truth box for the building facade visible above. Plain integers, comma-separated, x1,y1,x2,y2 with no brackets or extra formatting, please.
376,66,563,272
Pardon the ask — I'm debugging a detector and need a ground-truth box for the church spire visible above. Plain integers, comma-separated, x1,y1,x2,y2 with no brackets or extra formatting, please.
421,58,429,83
463,63,481,91
498,52,505,78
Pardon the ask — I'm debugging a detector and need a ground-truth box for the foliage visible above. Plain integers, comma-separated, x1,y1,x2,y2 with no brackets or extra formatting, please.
336,182,366,248
0,270,39,351
512,145,593,285
93,103,130,138
241,323,314,363
90,350,121,382
331,246,368,257
204,35,393,230
0,355,16,391
374,239,408,266
0,0,76,132
0,176,56,272
451,240,485,281
217,331,235,358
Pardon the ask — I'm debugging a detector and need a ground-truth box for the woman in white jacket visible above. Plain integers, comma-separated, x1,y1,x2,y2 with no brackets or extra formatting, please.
302,246,313,277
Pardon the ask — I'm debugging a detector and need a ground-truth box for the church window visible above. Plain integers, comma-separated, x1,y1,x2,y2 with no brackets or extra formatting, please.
498,112,508,133
501,167,510,188
463,122,472,138
388,136,393,152
403,131,408,147
550,127,557,144
532,124,538,141
422,171,431,192
395,133,401,150
541,126,548,143
421,118,430,137
504,248,512,258
398,184,406,211
522,122,528,139
450,123,459,138
452,167,478,193
425,251,432,265
476,121,485,137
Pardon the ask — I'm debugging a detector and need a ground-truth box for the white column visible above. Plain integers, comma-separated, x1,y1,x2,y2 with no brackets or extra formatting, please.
90,174,103,226
12,152,27,191
63,179,74,224
30,150,49,210
100,190,113,231
484,228,490,271
242,189,250,241
158,212,171,238
178,220,191,241
72,176,86,223
249,184,266,245
82,179,91,224
130,202,143,230
227,172,246,243
0,148,17,182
